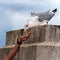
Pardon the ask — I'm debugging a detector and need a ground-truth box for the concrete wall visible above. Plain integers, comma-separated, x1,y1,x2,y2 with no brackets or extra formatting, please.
0,46,20,60
17,43,60,60
1,25,60,60
6,25,60,45
6,29,24,45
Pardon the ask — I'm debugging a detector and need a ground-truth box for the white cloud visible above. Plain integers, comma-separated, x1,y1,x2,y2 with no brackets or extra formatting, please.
50,0,60,5
0,0,35,4
0,6,31,30
9,11,30,29
49,13,60,25
0,0,60,7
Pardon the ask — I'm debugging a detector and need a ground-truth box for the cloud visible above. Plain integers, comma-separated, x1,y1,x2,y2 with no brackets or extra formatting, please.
10,11,30,29
50,0,60,5
0,0,60,7
49,12,60,25
0,0,44,4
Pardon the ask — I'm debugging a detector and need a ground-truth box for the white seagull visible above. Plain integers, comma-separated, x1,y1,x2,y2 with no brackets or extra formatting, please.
24,8,57,33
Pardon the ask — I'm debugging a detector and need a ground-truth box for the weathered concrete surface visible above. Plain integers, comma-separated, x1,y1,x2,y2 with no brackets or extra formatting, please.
6,29,24,45
0,48,8,60
36,44,60,60
1,42,60,60
6,25,60,45
0,46,19,60
18,42,60,60
1,25,60,60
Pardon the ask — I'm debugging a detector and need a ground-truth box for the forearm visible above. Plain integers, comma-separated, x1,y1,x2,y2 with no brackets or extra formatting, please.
5,44,20,60
5,32,31,60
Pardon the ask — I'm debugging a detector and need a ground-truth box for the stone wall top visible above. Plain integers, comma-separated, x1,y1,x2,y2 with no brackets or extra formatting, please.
6,25,60,45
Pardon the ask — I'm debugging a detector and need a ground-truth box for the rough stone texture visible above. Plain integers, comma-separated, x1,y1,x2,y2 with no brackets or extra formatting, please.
1,42,60,60
0,46,19,60
17,42,60,60
6,29,24,45
19,45,37,60
36,44,60,60
0,48,8,60
1,25,60,60
6,25,60,45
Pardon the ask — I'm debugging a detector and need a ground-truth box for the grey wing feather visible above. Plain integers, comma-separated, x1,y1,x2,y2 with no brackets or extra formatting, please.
31,8,57,22
32,12,55,22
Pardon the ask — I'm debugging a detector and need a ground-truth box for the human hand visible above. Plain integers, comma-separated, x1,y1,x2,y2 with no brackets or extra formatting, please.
17,32,31,42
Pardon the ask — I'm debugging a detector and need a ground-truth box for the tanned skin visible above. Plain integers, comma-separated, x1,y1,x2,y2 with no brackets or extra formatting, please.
5,32,31,60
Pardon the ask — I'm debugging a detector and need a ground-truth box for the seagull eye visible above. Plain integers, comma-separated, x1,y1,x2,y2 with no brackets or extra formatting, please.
26,25,28,27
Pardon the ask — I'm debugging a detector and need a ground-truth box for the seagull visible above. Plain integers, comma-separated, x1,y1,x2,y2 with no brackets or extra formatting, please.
24,8,57,33
31,8,57,22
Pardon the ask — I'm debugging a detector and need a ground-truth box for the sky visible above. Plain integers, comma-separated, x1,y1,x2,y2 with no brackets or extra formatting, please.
0,0,60,47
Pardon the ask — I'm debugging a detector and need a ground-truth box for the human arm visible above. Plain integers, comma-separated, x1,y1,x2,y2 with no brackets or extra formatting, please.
5,32,31,60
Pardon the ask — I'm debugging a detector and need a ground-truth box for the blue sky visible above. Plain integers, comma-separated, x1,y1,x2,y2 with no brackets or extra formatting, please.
0,0,60,47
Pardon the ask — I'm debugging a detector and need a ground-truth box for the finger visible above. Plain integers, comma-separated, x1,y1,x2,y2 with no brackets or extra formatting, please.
20,36,30,41
22,32,31,38
20,32,31,39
